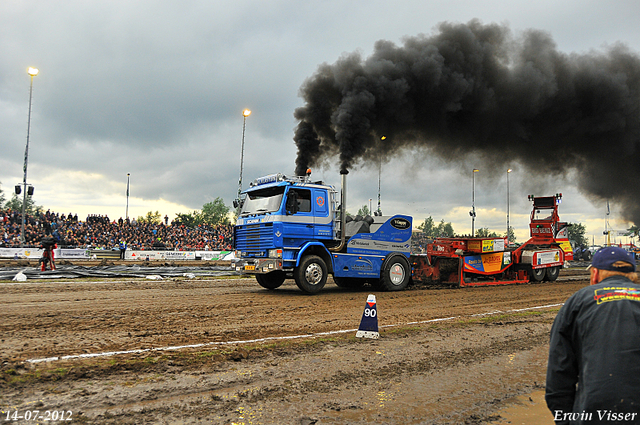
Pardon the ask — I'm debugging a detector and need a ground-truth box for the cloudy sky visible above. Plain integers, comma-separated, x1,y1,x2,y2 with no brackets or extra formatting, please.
1,0,639,243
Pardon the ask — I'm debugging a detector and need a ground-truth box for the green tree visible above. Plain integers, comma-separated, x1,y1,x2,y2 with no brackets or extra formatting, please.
137,210,162,225
4,193,42,214
475,227,499,238
201,197,231,225
4,194,20,211
627,225,640,239
436,219,455,237
506,226,517,244
174,198,231,228
417,216,435,236
174,211,202,227
356,205,371,217
568,222,588,247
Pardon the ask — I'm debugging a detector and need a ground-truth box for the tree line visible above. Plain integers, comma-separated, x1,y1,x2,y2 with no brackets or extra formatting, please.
134,198,231,227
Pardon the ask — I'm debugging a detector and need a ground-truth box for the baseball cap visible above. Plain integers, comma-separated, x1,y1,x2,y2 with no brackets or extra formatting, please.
588,246,636,272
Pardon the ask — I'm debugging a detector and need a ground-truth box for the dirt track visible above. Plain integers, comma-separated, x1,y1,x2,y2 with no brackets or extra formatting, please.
0,270,589,424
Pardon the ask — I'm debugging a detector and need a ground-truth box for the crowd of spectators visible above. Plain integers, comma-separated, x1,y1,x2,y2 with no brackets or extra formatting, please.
411,232,434,254
0,208,234,251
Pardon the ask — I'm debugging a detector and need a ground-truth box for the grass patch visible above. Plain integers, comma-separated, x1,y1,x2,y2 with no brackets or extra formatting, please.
52,367,69,376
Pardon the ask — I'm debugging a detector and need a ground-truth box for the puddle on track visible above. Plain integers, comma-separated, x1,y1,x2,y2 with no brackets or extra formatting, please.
492,389,555,424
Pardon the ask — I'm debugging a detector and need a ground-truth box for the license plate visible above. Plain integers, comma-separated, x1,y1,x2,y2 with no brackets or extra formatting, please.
244,265,255,271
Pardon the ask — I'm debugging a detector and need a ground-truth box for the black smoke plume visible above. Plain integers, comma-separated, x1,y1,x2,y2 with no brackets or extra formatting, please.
293,20,640,224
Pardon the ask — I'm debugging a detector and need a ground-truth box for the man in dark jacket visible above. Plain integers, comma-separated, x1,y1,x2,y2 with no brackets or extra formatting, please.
546,246,640,424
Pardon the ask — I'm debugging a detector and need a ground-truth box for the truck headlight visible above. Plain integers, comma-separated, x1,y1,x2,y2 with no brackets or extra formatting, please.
268,249,282,258
235,250,242,258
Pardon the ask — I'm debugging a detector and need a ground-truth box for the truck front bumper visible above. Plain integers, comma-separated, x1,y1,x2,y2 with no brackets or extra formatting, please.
233,258,284,274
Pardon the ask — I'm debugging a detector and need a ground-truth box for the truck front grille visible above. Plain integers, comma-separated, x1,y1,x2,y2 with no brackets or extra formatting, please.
234,223,274,254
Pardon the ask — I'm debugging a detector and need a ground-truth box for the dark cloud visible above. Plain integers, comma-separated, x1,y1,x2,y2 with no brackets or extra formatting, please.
294,20,640,223
2,2,640,229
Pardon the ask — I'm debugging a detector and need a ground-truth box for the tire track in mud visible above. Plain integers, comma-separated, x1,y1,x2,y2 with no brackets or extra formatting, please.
1,275,587,362
24,301,563,364
48,316,556,424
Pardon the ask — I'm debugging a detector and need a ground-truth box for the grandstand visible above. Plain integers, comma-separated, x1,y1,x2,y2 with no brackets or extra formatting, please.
0,208,233,251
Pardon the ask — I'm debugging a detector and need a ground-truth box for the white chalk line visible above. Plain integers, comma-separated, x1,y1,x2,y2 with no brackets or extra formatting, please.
25,302,564,364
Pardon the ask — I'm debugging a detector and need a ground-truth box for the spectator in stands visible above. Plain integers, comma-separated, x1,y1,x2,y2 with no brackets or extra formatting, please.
0,207,234,251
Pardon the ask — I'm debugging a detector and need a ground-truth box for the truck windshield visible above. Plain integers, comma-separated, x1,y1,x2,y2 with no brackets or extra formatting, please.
241,186,285,216
533,208,553,221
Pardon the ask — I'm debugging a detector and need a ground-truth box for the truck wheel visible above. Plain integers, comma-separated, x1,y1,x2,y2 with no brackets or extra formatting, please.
582,250,592,261
545,266,560,282
334,277,365,289
256,271,286,290
530,267,545,282
295,255,327,294
378,254,410,291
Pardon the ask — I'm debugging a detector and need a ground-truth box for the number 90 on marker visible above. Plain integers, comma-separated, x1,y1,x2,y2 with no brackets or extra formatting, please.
363,308,376,317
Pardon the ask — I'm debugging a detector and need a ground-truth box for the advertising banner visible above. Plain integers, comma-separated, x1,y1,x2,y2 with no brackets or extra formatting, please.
467,238,506,253
0,248,44,259
58,249,90,259
127,250,197,260
463,252,511,274
1,248,232,261
535,249,561,266
197,251,235,261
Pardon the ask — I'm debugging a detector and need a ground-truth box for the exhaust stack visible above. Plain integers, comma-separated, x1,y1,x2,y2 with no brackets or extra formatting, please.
330,169,349,252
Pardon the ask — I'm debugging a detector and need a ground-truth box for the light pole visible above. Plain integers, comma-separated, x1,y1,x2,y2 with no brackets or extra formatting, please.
126,173,130,220
236,109,251,214
507,168,512,245
21,67,39,246
469,168,479,237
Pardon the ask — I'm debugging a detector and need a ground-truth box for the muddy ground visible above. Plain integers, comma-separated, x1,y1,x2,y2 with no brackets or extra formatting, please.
0,267,590,424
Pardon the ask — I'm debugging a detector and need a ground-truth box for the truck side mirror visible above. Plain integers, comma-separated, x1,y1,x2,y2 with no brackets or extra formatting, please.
286,191,299,215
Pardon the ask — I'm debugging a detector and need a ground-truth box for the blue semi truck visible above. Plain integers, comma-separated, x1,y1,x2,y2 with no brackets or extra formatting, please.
232,170,412,294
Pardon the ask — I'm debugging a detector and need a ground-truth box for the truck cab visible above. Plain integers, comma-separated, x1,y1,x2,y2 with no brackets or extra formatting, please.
233,172,413,294
234,173,339,273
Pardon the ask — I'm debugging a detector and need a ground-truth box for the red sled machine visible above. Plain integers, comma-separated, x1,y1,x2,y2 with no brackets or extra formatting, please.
411,194,573,287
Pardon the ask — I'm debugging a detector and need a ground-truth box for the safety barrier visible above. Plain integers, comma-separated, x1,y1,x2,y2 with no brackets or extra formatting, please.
0,247,234,261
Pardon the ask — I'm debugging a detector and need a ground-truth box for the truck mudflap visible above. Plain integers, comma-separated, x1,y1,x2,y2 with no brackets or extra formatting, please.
233,258,284,274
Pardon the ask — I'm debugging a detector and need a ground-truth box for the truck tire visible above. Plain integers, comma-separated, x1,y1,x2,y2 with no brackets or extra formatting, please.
378,254,411,291
256,271,286,290
334,277,365,289
295,255,327,294
582,250,592,261
530,267,545,282
545,266,560,282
